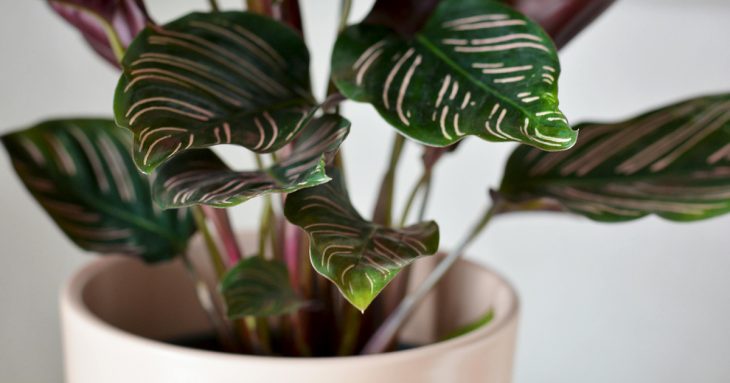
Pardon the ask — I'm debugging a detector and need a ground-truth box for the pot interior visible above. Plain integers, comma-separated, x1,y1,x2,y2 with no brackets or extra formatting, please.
81,254,516,352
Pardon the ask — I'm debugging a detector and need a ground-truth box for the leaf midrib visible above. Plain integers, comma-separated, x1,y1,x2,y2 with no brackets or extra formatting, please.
506,169,728,191
79,190,188,251
414,34,533,119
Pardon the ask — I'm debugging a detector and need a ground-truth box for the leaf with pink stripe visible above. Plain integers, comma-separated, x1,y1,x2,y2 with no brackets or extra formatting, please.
500,94,730,222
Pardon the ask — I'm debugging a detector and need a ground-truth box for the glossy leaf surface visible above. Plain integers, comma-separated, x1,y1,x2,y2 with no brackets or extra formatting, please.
332,0,574,151
220,256,305,318
115,11,315,173
153,114,350,208
500,95,730,222
49,0,150,67
285,170,439,311
2,119,195,262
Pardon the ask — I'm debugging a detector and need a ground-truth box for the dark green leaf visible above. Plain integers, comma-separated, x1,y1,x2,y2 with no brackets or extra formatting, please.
152,114,350,208
2,119,195,262
500,94,730,222
114,11,315,173
332,0,574,151
284,169,440,311
220,256,306,318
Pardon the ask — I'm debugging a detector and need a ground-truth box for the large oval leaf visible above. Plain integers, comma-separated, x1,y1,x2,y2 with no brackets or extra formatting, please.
153,114,350,208
114,11,315,173
1,119,195,262
500,94,730,222
284,169,439,312
332,0,575,151
220,256,306,318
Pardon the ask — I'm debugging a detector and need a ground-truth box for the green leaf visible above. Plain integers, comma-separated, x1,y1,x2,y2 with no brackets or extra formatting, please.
114,11,315,173
284,169,440,312
220,256,306,318
500,94,730,222
152,114,350,208
440,308,494,341
332,0,575,151
1,119,195,262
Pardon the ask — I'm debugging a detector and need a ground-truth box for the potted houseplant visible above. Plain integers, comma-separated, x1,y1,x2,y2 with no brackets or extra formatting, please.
4,0,730,382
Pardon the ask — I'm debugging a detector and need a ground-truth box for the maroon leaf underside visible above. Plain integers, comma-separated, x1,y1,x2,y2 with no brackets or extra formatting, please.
49,0,151,67
365,0,616,47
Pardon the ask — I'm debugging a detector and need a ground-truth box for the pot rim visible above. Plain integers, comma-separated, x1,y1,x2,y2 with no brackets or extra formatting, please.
61,255,519,365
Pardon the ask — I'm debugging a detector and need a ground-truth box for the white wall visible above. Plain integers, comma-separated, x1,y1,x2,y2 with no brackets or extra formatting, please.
1,1,729,382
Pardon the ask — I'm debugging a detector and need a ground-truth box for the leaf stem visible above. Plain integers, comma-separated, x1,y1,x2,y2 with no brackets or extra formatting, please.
337,303,362,355
244,316,272,354
290,312,312,356
201,206,243,266
361,202,501,354
208,0,220,11
258,196,272,258
180,251,241,352
338,0,353,32
372,134,406,226
398,171,429,227
192,206,226,278
417,174,433,222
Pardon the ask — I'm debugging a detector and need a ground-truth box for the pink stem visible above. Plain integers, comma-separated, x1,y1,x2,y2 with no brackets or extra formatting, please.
201,206,243,266
283,218,302,290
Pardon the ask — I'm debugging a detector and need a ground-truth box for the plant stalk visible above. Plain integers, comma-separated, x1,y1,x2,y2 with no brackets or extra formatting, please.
208,0,220,11
372,134,406,226
361,203,501,354
192,206,226,278
180,252,240,352
417,174,433,222
201,206,243,266
337,303,363,356
338,0,353,32
398,171,429,227
290,312,312,356
258,196,272,258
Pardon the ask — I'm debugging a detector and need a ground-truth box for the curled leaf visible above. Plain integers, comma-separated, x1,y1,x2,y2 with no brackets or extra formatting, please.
152,114,350,208
285,169,439,312
114,11,315,173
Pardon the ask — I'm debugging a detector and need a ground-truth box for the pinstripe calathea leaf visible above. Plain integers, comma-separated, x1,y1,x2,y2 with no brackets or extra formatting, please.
220,256,306,318
152,114,350,208
331,0,575,151
1,119,195,262
114,11,315,173
284,169,440,312
500,94,730,222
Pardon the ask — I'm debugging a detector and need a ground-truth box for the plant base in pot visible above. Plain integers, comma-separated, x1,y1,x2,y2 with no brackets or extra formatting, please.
61,243,519,383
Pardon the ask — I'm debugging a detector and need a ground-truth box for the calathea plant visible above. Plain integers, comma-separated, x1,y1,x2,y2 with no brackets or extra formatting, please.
4,0,727,358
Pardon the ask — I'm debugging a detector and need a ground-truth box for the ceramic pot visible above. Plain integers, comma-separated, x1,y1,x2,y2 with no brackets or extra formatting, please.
61,240,519,383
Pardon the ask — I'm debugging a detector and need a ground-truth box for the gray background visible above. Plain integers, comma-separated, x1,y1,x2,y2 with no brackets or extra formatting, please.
1,0,729,382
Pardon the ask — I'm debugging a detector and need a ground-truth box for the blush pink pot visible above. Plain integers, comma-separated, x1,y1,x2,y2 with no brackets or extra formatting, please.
60,236,520,383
